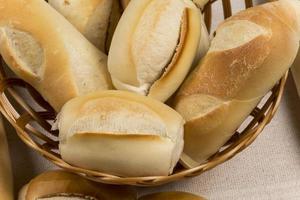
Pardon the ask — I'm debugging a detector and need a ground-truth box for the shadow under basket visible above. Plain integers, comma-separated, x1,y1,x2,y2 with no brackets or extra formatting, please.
0,0,287,186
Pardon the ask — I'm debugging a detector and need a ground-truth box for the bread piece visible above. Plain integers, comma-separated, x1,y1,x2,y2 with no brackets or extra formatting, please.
49,0,122,53
0,0,112,112
139,192,206,200
58,90,184,177
108,0,209,102
0,116,13,200
18,170,137,200
174,0,300,166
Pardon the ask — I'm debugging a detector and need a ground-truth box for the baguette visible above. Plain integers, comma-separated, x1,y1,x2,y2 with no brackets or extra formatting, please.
174,0,300,166
0,116,13,200
49,0,122,53
57,90,184,177
0,0,112,112
108,0,209,102
18,170,137,200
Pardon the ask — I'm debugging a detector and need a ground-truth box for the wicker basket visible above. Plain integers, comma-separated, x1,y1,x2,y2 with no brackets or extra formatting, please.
0,0,286,187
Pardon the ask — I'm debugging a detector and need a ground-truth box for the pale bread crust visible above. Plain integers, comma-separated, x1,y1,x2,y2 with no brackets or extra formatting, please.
175,0,300,165
58,90,184,177
0,0,112,111
49,0,121,52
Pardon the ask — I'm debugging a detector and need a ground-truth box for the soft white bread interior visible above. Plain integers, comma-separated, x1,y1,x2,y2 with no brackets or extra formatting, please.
49,0,122,52
139,192,206,200
174,0,300,166
18,170,137,200
0,0,112,111
0,116,13,200
108,0,209,102
58,90,184,177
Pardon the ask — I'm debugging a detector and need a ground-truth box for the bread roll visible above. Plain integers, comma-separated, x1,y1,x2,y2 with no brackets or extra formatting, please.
49,0,122,53
139,192,206,200
58,90,184,177
174,0,300,166
18,170,137,200
0,116,13,200
0,0,112,112
108,0,209,102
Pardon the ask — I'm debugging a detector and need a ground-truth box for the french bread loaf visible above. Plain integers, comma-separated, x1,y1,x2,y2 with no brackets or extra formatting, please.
0,0,112,112
18,170,137,200
58,90,184,177
108,0,209,102
49,0,122,53
174,0,300,166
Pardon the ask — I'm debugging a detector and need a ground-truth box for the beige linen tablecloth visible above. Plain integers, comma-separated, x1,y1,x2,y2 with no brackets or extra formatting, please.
4,0,300,199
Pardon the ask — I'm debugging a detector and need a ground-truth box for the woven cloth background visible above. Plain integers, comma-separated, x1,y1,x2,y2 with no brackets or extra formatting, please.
5,0,300,199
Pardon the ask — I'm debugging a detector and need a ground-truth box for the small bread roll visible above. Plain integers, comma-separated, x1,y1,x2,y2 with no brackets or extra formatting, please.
0,0,112,111
139,192,206,200
18,170,137,200
108,0,209,102
49,0,122,52
57,90,184,177
174,0,300,166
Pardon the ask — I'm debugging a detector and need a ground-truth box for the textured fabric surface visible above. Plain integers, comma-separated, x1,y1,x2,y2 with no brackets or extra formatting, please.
4,0,300,199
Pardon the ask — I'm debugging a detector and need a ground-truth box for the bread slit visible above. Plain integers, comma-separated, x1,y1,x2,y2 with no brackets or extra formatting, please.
146,10,188,95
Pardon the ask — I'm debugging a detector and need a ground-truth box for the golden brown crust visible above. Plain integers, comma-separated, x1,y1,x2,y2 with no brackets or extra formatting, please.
176,34,271,101
177,1,300,102
24,171,137,200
